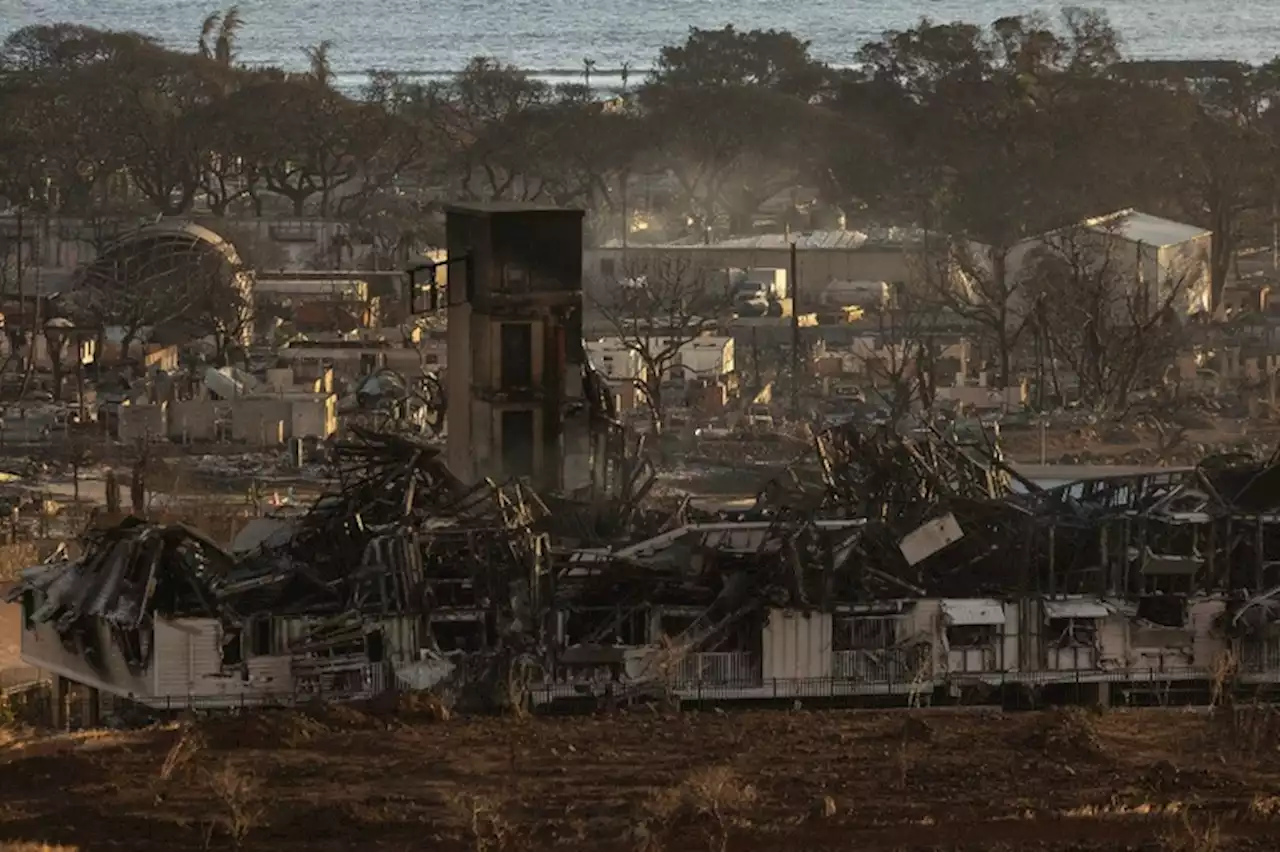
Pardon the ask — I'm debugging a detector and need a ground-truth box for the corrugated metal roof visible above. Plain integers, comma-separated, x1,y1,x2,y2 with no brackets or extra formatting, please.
1086,210,1210,247
600,227,924,251
713,227,923,250
941,599,1006,625
1043,599,1111,619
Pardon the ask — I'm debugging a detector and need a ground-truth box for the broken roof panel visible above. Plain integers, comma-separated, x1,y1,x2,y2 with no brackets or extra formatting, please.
941,599,1006,625
1044,599,1111,619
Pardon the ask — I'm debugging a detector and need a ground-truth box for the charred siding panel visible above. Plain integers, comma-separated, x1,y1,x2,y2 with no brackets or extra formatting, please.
21,617,152,697
1190,600,1228,668
377,616,423,664
1002,606,1020,673
245,656,293,694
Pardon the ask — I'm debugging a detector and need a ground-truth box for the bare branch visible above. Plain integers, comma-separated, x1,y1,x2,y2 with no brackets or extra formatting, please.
589,256,731,431
1025,220,1196,413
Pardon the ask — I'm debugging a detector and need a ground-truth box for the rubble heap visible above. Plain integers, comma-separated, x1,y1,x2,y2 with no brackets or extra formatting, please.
756,422,1018,521
19,421,1280,707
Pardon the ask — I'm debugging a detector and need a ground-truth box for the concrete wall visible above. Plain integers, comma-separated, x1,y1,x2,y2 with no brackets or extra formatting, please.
118,401,167,443
288,394,337,439
228,395,335,443
168,399,227,441
230,399,289,446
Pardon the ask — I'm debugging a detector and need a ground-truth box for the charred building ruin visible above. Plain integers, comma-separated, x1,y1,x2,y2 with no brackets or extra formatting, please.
443,203,614,496
16,204,1280,718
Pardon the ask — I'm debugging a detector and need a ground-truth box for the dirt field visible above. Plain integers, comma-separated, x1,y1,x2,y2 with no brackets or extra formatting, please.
2,707,1280,851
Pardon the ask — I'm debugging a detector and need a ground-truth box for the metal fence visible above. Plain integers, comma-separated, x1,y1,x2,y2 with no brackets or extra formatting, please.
22,661,1279,723
525,665,1241,709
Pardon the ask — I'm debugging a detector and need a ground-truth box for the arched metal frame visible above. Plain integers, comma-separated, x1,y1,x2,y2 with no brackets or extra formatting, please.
75,221,245,311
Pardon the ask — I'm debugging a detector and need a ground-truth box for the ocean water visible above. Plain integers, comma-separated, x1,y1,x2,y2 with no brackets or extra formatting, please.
5,0,1280,91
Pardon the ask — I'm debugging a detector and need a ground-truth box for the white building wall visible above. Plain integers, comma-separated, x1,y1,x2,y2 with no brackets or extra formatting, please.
675,337,734,378
761,609,832,680
1002,604,1020,672
588,336,733,382
1190,599,1228,668
1097,616,1129,669
585,340,645,382
968,217,1211,324
152,619,293,699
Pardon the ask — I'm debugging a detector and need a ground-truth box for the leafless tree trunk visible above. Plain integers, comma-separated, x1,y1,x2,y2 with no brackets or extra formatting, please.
589,256,730,434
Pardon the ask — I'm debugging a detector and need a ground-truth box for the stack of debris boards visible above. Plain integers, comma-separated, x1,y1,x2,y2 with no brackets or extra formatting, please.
234,427,551,693
749,422,1039,600
538,434,717,548
7,518,237,674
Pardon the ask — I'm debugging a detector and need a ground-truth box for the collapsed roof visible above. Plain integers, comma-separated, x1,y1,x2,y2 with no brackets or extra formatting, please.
17,422,1280,690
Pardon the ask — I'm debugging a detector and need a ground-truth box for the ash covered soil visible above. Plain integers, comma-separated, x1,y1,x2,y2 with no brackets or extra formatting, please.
2,706,1280,850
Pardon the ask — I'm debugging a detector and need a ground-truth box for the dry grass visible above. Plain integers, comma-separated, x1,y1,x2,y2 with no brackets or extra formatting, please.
448,792,516,852
4,709,1280,851
1161,813,1223,851
1209,651,1239,709
1023,707,1106,761
0,845,80,852
158,724,204,782
641,766,758,852
203,760,266,849
1211,701,1280,757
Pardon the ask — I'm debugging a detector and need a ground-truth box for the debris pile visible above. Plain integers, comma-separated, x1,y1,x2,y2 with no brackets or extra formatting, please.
756,423,1017,520
18,419,1280,709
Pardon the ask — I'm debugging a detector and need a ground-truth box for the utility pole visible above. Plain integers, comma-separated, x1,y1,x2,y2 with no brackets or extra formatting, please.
620,170,630,251
14,206,22,298
789,238,800,417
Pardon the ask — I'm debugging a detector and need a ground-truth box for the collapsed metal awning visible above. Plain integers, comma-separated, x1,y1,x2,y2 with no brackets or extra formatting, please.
1043,599,1110,620
941,599,1005,626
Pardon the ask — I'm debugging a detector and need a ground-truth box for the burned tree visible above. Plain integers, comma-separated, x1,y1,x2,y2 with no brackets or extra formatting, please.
591,256,730,432
849,289,942,424
1027,219,1199,412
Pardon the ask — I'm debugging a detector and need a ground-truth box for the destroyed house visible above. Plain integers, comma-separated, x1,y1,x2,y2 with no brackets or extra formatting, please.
11,430,556,707
17,419,1280,712
534,431,1280,702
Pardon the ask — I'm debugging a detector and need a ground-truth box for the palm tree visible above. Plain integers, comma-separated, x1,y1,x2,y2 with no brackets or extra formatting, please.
303,40,334,86
583,57,596,90
198,11,220,59
215,6,243,65
620,61,631,93
197,6,243,65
